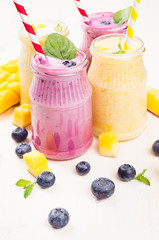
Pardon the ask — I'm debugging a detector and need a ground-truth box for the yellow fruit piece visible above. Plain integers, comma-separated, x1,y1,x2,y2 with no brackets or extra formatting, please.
0,89,20,114
0,68,4,74
36,23,46,28
23,150,51,177
6,73,19,83
7,82,20,96
99,131,119,157
0,71,10,84
147,86,159,116
96,46,109,51
0,81,8,91
1,59,18,73
12,103,31,127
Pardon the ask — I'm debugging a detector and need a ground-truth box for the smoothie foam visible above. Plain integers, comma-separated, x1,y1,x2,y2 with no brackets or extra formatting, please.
33,51,85,75
94,36,140,54
83,12,128,32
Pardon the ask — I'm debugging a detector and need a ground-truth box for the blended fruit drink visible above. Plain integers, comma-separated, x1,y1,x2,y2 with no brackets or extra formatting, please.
80,12,128,67
88,34,147,141
18,20,69,104
30,50,93,160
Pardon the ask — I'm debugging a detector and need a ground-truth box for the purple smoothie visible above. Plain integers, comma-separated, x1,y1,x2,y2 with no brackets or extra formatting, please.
30,51,93,160
80,12,128,68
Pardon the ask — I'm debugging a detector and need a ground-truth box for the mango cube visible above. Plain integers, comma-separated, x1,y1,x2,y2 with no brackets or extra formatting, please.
0,81,8,91
6,73,19,83
12,104,31,127
0,68,4,74
7,82,20,96
99,131,119,157
147,86,159,116
0,71,10,84
1,59,18,73
23,150,51,177
0,89,20,114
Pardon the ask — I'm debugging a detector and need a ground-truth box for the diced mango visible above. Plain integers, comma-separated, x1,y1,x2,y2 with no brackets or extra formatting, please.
0,71,10,84
0,68,4,74
0,89,20,114
0,60,20,114
23,150,51,177
147,86,159,116
0,81,8,91
12,103,31,127
6,73,19,83
7,82,20,96
99,131,119,158
1,59,18,73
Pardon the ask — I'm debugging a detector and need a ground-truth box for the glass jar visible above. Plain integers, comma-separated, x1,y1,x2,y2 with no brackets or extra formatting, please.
88,34,147,141
18,20,69,104
80,12,128,68
30,51,93,160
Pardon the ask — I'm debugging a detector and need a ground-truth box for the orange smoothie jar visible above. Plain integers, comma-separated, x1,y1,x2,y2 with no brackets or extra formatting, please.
18,20,69,104
88,34,147,141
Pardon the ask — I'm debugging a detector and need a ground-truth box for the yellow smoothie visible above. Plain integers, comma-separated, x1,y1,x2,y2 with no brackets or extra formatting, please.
18,20,69,104
88,34,147,141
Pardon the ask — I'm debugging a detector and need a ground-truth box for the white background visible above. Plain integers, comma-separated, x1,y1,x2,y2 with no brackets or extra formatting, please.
1,0,159,240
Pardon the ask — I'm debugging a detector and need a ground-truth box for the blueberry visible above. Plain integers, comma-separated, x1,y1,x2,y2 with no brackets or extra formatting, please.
15,143,31,158
76,161,91,175
118,164,136,181
91,177,115,199
101,21,111,25
152,140,159,156
62,61,76,67
62,60,70,65
37,171,55,188
48,208,70,229
11,127,28,142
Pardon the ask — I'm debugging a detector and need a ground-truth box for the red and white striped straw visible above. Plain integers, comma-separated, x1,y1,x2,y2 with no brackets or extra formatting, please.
73,0,91,23
13,0,45,56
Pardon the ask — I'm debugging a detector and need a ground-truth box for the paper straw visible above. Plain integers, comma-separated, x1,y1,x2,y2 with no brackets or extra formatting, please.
73,0,91,23
13,0,45,56
124,0,141,50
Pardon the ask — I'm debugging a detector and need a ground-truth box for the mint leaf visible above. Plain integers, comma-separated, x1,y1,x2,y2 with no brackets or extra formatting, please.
16,179,31,187
134,169,150,186
24,184,34,198
112,38,126,54
113,6,132,26
118,41,122,51
54,23,63,33
43,33,77,60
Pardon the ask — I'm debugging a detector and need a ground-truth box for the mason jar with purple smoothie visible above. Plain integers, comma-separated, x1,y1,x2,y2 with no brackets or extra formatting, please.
30,33,93,160
80,11,129,68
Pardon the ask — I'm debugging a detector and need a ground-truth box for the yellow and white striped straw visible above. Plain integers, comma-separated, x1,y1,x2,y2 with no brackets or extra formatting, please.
124,0,141,50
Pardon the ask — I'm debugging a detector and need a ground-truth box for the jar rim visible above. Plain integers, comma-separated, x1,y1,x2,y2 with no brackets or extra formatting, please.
81,12,128,33
19,19,69,43
91,33,145,59
31,49,88,77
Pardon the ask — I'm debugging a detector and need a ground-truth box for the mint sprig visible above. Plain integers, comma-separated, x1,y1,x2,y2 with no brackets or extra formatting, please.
24,184,35,198
134,169,150,186
54,23,63,33
16,179,36,198
16,179,31,187
113,6,132,26
112,38,126,54
43,33,77,60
